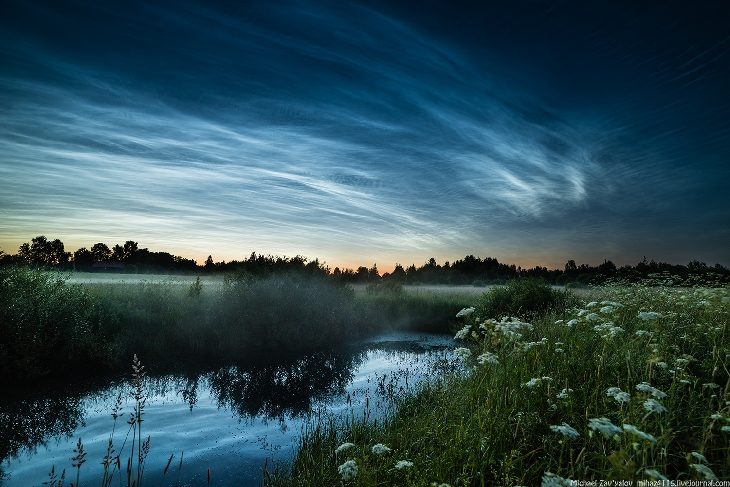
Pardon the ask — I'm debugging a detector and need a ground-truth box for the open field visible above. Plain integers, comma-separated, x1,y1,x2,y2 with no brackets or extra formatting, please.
58,271,223,285
59,272,499,296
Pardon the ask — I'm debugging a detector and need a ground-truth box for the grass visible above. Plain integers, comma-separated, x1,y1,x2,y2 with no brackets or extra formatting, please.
0,267,472,383
266,282,730,484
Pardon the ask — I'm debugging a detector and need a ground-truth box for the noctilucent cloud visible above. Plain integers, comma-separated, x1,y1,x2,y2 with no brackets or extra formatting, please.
1,1,729,269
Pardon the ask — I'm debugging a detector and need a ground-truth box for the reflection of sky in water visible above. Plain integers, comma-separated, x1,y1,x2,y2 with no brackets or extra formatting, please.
1,333,455,486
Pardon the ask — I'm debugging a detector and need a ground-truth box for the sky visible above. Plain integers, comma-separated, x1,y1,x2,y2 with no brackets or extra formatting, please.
1,1,729,270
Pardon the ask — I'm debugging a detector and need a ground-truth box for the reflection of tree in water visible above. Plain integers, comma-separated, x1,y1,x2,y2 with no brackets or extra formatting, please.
0,338,448,480
207,351,362,419
0,395,84,470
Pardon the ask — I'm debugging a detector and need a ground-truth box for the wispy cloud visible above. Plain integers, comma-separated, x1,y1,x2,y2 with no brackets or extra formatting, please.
0,1,728,267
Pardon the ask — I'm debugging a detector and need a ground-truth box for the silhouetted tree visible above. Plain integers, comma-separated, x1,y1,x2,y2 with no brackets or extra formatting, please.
368,263,379,280
16,236,70,267
391,263,406,281
112,244,125,261
356,266,369,282
73,248,94,269
122,241,138,261
90,243,111,262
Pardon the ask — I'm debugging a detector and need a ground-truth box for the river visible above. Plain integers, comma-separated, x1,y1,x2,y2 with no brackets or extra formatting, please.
0,332,457,486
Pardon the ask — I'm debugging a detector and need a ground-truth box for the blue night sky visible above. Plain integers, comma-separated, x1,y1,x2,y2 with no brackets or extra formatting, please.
1,1,729,269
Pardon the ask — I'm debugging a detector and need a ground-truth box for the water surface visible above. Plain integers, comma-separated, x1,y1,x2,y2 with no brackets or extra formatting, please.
1,332,456,486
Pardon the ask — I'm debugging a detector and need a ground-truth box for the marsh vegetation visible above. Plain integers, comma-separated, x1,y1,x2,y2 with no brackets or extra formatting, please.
268,281,730,485
0,267,471,384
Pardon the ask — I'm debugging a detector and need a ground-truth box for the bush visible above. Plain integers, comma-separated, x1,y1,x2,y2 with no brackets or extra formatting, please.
0,267,114,382
476,278,577,320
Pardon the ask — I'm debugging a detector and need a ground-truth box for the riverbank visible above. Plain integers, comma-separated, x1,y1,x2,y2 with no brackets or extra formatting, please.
267,284,730,484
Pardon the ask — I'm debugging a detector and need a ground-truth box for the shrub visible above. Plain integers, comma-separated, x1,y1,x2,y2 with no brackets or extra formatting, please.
476,278,577,320
0,267,114,382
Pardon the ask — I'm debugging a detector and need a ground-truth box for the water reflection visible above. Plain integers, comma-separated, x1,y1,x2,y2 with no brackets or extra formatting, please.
0,396,84,464
0,333,455,486
209,352,358,419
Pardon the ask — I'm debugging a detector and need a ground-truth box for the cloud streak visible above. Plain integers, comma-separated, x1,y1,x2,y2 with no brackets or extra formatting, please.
0,1,728,268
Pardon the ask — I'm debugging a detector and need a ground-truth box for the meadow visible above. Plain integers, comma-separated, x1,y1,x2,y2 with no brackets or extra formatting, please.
266,280,730,485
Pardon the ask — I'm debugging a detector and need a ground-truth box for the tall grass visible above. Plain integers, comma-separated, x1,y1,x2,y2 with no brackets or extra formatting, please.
268,283,730,484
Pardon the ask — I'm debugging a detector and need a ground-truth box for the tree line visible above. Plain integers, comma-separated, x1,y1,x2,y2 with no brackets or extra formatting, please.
1,236,197,272
1,235,728,285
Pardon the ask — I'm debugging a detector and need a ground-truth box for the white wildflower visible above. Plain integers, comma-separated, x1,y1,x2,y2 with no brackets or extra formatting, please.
493,317,533,340
622,424,656,443
606,387,630,405
371,443,391,455
600,300,622,307
643,399,667,414
600,305,616,314
550,422,580,439
335,442,357,454
541,471,573,487
566,319,578,327
394,460,413,470
655,362,668,369
586,301,598,308
523,338,548,351
721,426,730,433
476,352,499,365
689,464,717,480
635,382,667,399
454,347,472,360
577,309,589,317
702,382,720,390
588,417,622,438
690,451,708,464
638,311,662,321
556,388,573,400
635,330,650,337
456,307,475,318
709,413,724,420
586,313,600,321
338,459,358,481
524,378,540,388
593,323,624,338
454,325,471,340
